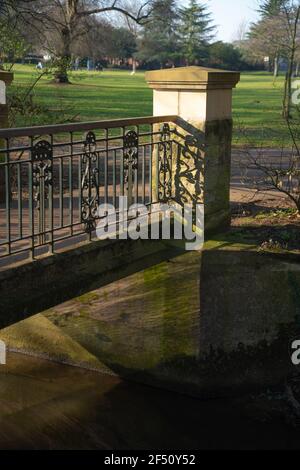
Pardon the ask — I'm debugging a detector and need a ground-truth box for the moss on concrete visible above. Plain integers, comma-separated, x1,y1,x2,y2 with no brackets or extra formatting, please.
0,314,113,374
2,235,300,397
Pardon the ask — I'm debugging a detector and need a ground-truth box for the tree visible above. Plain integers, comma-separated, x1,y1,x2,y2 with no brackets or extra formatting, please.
9,0,154,83
107,27,137,64
0,24,27,71
281,2,300,118
246,1,300,117
233,19,249,43
257,0,288,76
137,0,180,68
178,0,215,66
247,15,288,76
208,42,245,70
259,0,286,17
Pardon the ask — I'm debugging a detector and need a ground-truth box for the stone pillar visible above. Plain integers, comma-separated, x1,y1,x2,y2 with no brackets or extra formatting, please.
0,71,13,204
146,66,240,234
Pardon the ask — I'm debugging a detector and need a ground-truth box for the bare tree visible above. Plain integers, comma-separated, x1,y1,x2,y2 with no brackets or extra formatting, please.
246,14,290,77
246,2,300,116
282,2,300,118
9,0,153,83
232,19,249,43
117,0,142,74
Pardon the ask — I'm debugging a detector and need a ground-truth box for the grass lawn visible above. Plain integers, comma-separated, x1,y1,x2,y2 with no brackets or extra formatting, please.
8,65,290,146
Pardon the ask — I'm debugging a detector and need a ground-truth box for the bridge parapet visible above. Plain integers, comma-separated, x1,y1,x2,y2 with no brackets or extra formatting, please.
0,66,240,268
0,115,179,265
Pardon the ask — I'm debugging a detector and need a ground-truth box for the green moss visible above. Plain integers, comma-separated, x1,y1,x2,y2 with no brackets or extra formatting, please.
75,292,99,305
204,234,258,252
101,290,109,301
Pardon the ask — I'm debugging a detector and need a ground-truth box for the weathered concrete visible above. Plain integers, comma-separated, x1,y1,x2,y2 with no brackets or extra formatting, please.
2,240,300,398
204,119,233,232
0,237,185,329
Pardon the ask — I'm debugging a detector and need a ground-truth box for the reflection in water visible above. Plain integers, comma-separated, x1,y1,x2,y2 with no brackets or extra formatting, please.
1,352,300,450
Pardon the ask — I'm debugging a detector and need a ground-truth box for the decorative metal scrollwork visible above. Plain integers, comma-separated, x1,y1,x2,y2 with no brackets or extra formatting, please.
175,132,204,207
158,123,172,203
32,140,53,210
124,130,138,205
81,131,100,234
32,140,53,244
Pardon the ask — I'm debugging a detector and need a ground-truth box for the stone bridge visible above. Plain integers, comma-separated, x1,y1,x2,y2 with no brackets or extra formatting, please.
1,67,300,398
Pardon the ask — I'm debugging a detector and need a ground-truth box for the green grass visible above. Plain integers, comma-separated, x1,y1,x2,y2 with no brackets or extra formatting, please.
7,65,292,146
232,72,289,146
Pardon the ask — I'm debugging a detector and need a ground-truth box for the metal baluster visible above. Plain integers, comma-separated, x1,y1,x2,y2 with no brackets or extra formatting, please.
120,127,125,198
113,149,116,207
69,132,73,237
29,137,34,259
105,128,108,204
142,144,146,205
59,155,63,228
17,161,22,240
5,138,11,254
124,129,138,209
49,134,54,253
150,124,153,206
32,139,53,250
135,125,139,204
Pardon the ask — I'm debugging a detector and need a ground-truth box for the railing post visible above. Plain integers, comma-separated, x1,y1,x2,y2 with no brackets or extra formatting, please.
146,66,240,234
0,71,13,204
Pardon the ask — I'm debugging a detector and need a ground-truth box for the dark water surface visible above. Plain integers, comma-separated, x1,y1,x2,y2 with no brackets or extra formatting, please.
0,352,300,450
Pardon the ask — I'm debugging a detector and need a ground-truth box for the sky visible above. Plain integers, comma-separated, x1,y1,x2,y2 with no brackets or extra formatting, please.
180,0,260,42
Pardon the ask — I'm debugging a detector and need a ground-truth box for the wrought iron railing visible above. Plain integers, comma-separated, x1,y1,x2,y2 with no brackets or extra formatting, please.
0,114,203,266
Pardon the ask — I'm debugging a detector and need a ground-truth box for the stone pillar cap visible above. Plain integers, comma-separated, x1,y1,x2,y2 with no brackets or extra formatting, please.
146,66,240,91
0,71,14,85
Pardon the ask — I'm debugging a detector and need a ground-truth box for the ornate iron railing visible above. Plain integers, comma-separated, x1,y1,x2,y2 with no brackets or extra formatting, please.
0,115,204,267
0,116,203,268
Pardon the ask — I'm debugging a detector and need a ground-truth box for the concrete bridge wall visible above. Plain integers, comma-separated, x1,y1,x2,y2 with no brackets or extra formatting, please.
2,241,300,398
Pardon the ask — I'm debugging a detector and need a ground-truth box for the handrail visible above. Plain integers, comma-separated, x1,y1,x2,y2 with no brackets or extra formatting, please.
0,115,179,139
0,117,179,265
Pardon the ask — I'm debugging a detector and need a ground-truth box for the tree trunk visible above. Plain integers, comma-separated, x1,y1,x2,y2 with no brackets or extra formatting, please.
296,62,300,77
54,27,72,84
54,0,76,84
274,56,279,78
282,8,300,119
131,58,136,75
268,58,272,73
283,58,295,119
54,68,70,84
283,54,296,119
283,71,290,119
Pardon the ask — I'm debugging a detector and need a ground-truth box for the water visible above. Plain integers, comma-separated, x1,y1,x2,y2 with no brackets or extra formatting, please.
1,352,300,450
